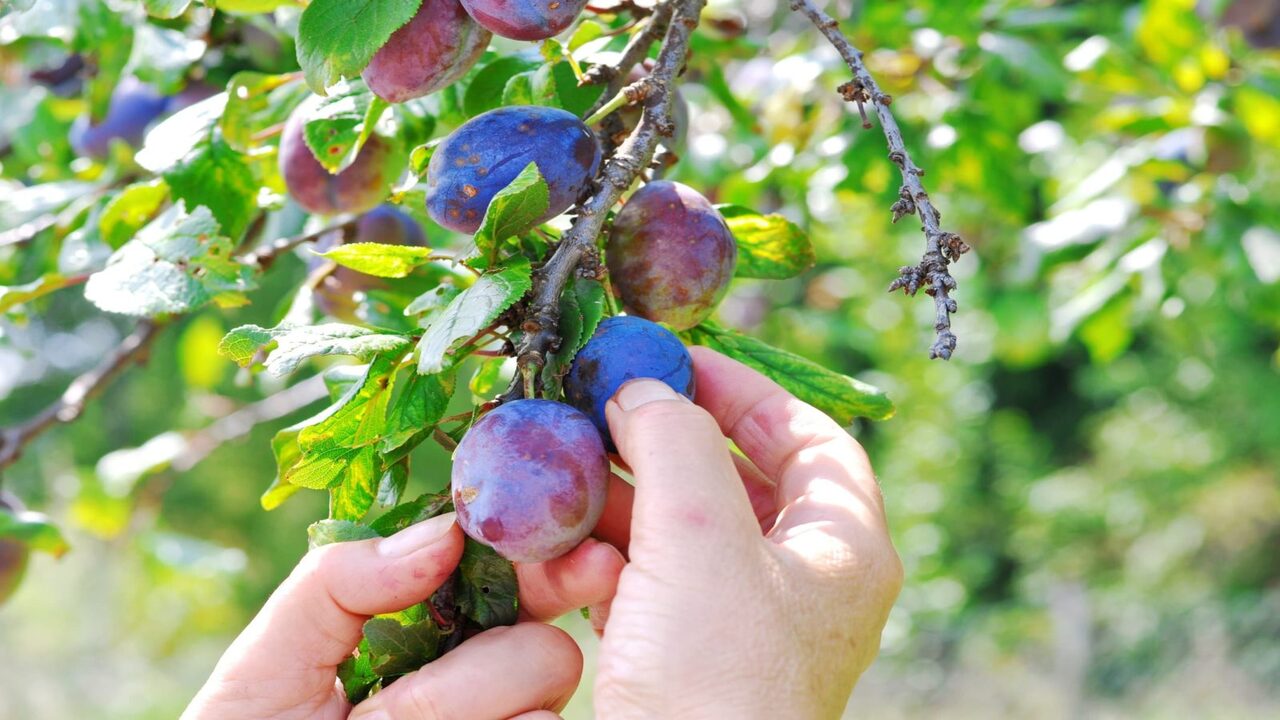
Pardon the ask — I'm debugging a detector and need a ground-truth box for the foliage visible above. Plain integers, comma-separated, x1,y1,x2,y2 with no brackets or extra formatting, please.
1,0,1278,718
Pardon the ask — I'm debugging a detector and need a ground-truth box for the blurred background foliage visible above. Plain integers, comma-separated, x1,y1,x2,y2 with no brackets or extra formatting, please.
2,0,1279,718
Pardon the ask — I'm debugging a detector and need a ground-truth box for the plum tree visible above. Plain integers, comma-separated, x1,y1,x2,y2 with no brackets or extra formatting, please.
563,315,695,447
0,493,29,605
458,0,590,41
606,180,737,330
278,102,400,216
425,105,601,233
313,205,426,321
68,76,170,158
362,0,491,103
451,400,608,563
620,60,690,151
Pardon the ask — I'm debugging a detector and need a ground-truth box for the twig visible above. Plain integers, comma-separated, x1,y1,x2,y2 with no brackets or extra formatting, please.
583,1,675,116
513,0,702,392
790,0,970,360
240,218,357,271
0,320,163,471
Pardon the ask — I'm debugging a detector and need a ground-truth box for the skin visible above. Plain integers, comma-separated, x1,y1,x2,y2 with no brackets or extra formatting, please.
279,103,398,216
185,348,902,719
607,181,738,330
458,0,591,41
362,0,491,103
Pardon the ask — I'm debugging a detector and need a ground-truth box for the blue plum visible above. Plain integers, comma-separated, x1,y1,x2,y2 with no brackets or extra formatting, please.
606,180,737,330
69,77,170,158
451,400,609,563
563,315,695,447
313,205,426,321
363,0,491,103
459,0,590,41
278,101,400,216
425,105,601,234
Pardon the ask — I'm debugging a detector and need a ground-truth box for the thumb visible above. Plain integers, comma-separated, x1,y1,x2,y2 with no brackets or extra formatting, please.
605,380,759,560
218,512,464,673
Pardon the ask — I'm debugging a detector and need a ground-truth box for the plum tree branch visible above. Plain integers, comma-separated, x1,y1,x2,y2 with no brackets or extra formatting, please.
512,0,701,393
0,219,354,475
789,0,971,360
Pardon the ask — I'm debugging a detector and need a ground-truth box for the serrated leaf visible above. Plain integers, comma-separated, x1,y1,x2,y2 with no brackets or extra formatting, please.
531,60,603,116
456,539,517,628
0,274,82,315
316,243,436,278
417,258,532,374
363,603,444,676
85,204,253,318
464,54,541,118
301,79,391,173
219,323,411,376
716,205,816,280
337,640,378,704
683,322,895,423
383,369,455,452
376,457,410,507
221,72,310,153
502,71,535,106
543,278,604,395
99,180,169,249
471,163,549,268
369,493,453,537
0,511,70,557
296,0,425,95
165,139,258,240
307,519,380,548
330,448,379,521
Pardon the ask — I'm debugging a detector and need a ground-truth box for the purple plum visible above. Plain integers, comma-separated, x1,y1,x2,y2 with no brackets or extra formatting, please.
451,399,608,563
313,205,426,321
363,0,491,103
278,102,400,216
425,105,601,234
69,77,170,158
459,0,590,41
563,315,695,448
606,180,737,330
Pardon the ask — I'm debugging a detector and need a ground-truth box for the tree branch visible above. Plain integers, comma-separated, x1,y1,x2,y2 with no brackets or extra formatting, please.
0,320,163,471
512,0,702,393
790,0,971,360
0,218,354,474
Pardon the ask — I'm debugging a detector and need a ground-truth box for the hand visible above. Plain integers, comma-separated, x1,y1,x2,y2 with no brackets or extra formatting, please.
589,347,903,718
184,513,626,720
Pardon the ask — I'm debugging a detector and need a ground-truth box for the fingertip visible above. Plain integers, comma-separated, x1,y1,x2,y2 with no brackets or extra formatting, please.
516,538,625,622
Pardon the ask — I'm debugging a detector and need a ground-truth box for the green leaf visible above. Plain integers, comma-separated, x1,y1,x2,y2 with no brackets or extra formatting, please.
84,204,253,317
307,519,380,548
542,278,604,396
330,448,380,521
316,244,436,278
337,640,379,703
376,457,410,507
470,357,508,399
464,54,542,118
296,0,424,95
301,79,391,173
219,323,411,377
142,0,192,18
221,72,310,153
502,71,535,106
363,603,445,676
382,369,455,453
456,539,518,628
369,493,453,537
165,139,258,240
683,322,895,423
0,274,82,315
716,205,816,280
531,60,603,116
76,2,133,123
0,511,70,557
135,93,228,173
99,180,169,249
417,257,532,374
471,163,550,268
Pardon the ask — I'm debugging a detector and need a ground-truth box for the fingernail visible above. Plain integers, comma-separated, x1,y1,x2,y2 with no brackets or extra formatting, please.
614,379,685,411
377,512,456,558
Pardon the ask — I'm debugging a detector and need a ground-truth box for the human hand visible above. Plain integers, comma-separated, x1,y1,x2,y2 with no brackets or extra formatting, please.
183,512,625,720
589,347,903,719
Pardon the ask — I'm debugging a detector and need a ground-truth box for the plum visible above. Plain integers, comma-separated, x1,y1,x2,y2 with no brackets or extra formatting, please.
363,0,491,103
563,315,695,448
0,493,29,605
606,180,737,330
451,399,608,563
426,105,601,234
313,205,426,321
278,101,400,216
69,76,170,158
459,0,590,41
